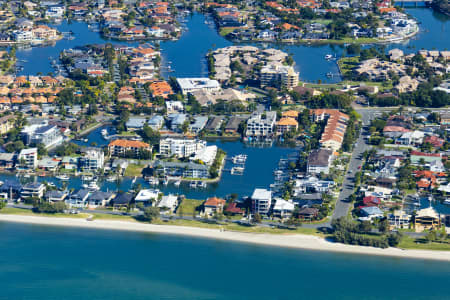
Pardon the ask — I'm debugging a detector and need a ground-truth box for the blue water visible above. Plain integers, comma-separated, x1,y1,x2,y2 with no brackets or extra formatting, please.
13,9,450,83
1,139,294,199
0,221,449,300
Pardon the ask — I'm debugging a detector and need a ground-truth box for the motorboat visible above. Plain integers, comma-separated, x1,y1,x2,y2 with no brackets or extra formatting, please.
148,177,158,185
174,180,181,187
189,181,197,188
197,181,207,188
106,176,117,182
325,54,333,60
444,199,450,205
56,174,70,181
232,154,247,164
87,181,100,191
82,175,93,181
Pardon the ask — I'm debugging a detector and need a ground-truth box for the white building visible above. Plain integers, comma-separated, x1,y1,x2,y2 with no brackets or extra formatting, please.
245,111,277,137
18,148,38,169
176,78,221,95
14,30,33,42
190,145,218,165
159,138,206,158
251,188,272,215
272,198,295,219
158,194,178,213
79,149,105,171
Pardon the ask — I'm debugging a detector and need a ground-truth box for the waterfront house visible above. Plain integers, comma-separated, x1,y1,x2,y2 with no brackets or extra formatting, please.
307,149,333,175
111,192,133,208
189,116,208,133
153,161,209,179
0,180,22,200
272,198,295,219
296,207,319,221
135,189,160,204
203,197,226,216
414,207,441,232
21,122,63,149
38,157,60,172
158,194,178,213
67,189,90,208
225,202,245,216
359,206,384,221
46,190,68,203
0,153,15,170
20,182,45,200
126,117,147,131
176,78,221,95
88,191,114,208
251,188,272,215
276,117,298,135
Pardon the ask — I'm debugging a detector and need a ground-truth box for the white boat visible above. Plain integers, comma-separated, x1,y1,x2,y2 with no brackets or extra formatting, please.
23,173,31,178
82,183,88,188
232,154,247,164
174,180,181,187
56,175,69,181
148,177,158,185
444,199,450,205
197,181,207,188
132,176,137,184
87,181,100,191
189,181,197,188
163,179,169,186
47,182,56,187
106,176,117,182
101,129,108,137
82,175,93,181
325,54,333,60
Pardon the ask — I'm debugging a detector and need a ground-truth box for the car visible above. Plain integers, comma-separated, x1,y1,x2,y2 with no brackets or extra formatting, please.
358,165,362,169
348,170,353,174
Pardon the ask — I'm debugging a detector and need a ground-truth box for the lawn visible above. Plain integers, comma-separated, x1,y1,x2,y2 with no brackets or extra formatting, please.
398,236,450,251
219,27,238,36
124,163,144,177
177,199,202,216
338,56,360,76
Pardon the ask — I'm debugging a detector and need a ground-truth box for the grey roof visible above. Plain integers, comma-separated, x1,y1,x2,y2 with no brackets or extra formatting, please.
126,117,147,128
46,190,67,198
72,189,90,199
113,193,133,205
22,182,44,189
308,149,332,167
89,191,114,201
155,161,208,170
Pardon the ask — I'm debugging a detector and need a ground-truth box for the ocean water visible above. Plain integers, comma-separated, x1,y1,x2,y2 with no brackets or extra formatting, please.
0,222,449,300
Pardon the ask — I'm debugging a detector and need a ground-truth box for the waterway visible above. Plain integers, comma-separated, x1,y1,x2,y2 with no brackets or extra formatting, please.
13,8,450,84
0,138,295,199
0,221,449,300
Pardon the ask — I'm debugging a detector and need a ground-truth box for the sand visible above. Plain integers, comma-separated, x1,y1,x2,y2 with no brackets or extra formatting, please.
0,214,449,261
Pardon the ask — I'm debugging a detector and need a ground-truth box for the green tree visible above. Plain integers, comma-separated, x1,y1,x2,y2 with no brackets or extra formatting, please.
142,206,160,223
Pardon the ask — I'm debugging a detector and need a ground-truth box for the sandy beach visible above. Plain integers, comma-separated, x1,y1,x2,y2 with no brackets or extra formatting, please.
1,214,449,261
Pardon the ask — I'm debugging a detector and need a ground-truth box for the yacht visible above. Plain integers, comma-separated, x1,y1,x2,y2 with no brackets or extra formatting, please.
82,175,93,181
87,181,100,191
47,182,56,188
148,177,158,185
444,199,450,205
101,128,108,138
106,175,117,182
174,180,181,187
325,54,333,60
189,181,197,188
197,181,207,188
56,174,69,181
232,154,247,164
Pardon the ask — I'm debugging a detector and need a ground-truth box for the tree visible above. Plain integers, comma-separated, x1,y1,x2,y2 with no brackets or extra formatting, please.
252,213,262,224
142,206,160,223
378,218,389,234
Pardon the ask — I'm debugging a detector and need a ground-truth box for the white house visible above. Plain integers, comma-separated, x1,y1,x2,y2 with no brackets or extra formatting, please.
251,188,272,215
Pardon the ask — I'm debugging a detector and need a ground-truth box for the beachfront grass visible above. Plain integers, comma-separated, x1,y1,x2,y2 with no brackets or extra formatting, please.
398,236,450,251
338,56,359,76
177,199,202,216
0,207,88,219
124,164,144,177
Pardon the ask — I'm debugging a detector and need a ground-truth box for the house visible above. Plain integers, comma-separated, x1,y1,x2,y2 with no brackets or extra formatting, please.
359,206,384,221
189,116,208,133
0,153,15,170
158,194,178,212
38,157,60,171
87,191,114,208
203,197,226,216
148,115,164,130
272,198,295,219
67,189,90,208
135,189,160,204
396,130,424,145
21,123,63,149
126,117,147,131
251,188,272,215
423,136,444,148
0,115,15,134
307,149,333,175
414,207,441,232
20,182,45,200
389,210,411,229
108,140,152,158
18,148,38,169
0,180,22,200
225,202,245,216
167,113,187,132
297,207,319,221
46,190,68,203
111,192,133,208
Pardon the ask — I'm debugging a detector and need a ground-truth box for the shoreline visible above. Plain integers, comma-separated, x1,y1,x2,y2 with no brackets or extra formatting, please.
0,214,449,262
